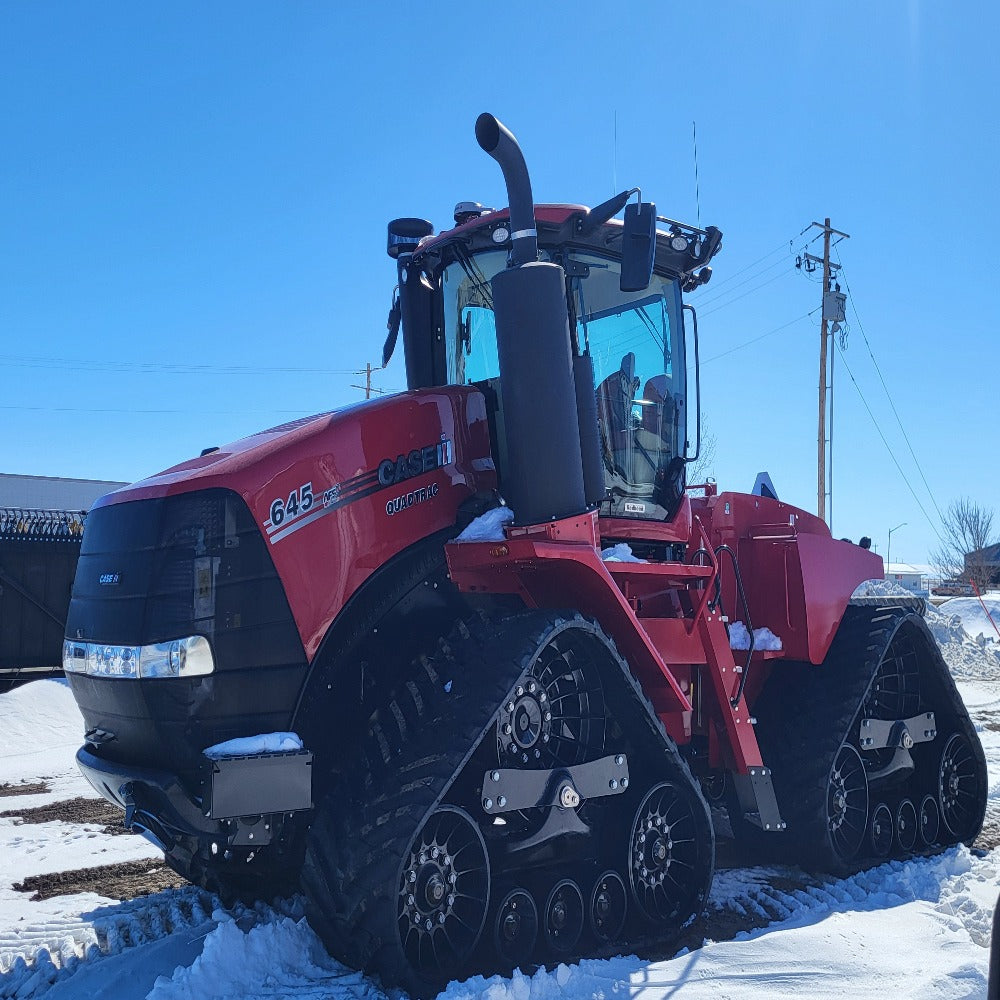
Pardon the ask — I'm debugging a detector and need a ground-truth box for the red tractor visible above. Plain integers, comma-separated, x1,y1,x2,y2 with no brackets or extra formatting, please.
62,115,985,994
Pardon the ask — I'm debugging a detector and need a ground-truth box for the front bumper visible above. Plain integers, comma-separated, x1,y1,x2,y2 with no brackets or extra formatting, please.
77,745,313,852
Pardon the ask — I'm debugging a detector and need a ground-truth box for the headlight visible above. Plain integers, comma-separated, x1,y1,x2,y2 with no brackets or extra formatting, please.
63,636,214,679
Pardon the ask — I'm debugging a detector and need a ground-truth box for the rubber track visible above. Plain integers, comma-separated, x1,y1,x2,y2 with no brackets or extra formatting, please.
300,609,713,994
749,604,986,870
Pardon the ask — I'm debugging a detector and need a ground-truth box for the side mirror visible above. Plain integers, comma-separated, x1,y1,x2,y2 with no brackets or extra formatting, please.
620,202,656,292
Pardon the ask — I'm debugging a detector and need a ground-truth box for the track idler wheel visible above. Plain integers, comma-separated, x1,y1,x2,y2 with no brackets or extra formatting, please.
869,802,893,858
493,888,538,967
938,733,981,842
895,798,918,853
398,806,490,981
543,879,584,954
629,781,705,922
919,794,940,847
589,870,627,943
826,744,869,863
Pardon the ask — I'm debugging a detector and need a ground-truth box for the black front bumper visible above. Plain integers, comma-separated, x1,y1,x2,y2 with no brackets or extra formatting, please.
77,745,313,852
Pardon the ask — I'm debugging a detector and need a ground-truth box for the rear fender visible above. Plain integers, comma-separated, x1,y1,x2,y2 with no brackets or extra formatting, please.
697,491,883,664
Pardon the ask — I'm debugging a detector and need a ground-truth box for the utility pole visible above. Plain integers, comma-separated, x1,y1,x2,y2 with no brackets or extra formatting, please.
351,363,382,400
800,219,849,525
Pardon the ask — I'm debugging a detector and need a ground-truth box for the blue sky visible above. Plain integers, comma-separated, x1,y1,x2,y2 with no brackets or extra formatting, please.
2,2,997,566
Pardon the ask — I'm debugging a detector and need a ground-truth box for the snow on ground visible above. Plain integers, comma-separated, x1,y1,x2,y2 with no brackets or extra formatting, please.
2,605,1000,999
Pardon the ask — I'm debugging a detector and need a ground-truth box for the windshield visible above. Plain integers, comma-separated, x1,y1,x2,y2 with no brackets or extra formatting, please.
442,248,686,519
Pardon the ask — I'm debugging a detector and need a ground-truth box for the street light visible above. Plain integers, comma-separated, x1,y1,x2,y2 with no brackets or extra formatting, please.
887,522,907,570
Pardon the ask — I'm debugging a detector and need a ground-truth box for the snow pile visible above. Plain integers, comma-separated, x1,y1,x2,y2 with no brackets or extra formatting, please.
601,543,646,563
455,506,514,542
851,579,1000,681
202,733,303,760
147,910,371,1000
940,595,1000,644
923,598,1000,681
851,577,914,599
729,622,783,651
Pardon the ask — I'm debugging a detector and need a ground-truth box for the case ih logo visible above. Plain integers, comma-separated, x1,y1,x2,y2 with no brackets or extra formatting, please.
99,572,121,586
377,439,453,487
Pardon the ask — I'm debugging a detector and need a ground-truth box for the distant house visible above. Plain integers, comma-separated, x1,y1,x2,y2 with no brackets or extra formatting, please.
884,562,930,596
965,544,1000,588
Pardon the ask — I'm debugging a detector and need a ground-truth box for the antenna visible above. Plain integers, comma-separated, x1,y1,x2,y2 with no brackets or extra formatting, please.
612,110,618,195
692,120,701,228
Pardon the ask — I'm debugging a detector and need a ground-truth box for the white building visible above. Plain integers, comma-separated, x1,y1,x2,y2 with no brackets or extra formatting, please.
0,473,126,512
884,562,931,596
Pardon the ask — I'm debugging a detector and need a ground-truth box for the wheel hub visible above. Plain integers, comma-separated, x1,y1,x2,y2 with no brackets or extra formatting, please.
498,681,550,763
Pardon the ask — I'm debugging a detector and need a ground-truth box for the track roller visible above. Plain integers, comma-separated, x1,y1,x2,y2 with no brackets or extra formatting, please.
543,879,584,954
895,798,917,853
493,888,538,967
869,802,893,858
589,870,627,943
918,794,940,847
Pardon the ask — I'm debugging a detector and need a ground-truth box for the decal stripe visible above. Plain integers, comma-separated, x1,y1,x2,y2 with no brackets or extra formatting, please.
267,480,386,544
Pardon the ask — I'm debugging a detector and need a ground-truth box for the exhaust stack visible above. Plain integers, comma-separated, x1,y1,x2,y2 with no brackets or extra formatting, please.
477,114,587,526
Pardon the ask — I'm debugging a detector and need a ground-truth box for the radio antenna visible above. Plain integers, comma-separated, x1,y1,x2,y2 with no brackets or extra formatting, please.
692,120,702,227
612,110,618,195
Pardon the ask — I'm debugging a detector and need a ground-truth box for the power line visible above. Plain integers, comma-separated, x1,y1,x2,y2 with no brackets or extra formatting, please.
696,310,816,368
693,239,793,297
700,266,798,318
833,338,945,544
834,249,946,525
0,354,361,376
696,254,794,310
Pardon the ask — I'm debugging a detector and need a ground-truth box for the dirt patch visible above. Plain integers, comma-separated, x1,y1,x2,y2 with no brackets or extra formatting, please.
13,859,187,901
0,781,50,797
0,796,128,835
974,816,1000,851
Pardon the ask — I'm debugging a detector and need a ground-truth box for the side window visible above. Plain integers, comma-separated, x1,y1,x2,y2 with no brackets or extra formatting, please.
462,306,500,383
442,250,506,386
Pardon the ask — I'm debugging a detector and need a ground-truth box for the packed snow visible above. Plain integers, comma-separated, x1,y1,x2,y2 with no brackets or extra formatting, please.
601,543,646,563
728,622,783,652
202,733,303,760
1,602,999,999
454,507,514,542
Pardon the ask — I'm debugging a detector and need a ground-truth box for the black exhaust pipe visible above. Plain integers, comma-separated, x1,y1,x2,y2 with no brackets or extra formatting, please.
478,114,587,526
475,113,538,268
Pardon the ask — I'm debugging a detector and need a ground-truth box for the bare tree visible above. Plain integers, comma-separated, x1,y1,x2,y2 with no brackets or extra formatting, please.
686,421,717,489
930,497,998,590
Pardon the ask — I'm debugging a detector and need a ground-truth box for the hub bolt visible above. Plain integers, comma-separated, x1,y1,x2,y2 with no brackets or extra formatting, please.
498,795,507,808
491,771,501,782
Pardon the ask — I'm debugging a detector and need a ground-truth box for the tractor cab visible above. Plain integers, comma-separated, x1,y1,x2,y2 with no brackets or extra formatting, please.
386,200,720,524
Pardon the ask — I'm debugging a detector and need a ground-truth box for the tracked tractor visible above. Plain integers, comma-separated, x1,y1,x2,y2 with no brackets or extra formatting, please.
61,114,986,994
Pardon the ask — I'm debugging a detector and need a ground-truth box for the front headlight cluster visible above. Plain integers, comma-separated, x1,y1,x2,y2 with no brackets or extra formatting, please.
62,636,214,679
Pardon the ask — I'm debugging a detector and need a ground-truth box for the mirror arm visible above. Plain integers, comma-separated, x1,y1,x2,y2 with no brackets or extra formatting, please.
683,303,701,462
